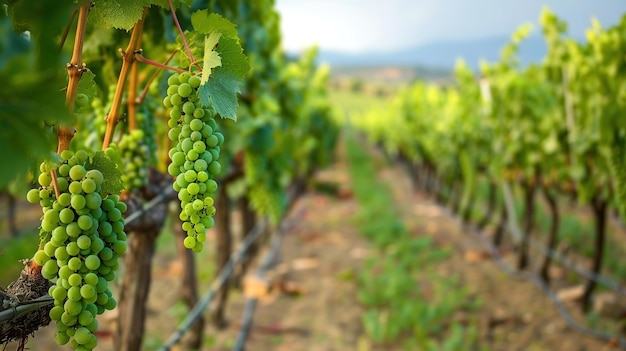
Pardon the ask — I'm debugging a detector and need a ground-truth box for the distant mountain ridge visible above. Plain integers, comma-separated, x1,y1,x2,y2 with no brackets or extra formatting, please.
317,35,549,69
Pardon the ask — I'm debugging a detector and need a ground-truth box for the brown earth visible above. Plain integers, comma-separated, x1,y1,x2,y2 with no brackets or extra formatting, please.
6,144,625,351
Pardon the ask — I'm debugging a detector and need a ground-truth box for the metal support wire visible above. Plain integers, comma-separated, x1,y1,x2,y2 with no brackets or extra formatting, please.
438,201,626,349
124,187,176,225
158,217,269,351
232,205,305,351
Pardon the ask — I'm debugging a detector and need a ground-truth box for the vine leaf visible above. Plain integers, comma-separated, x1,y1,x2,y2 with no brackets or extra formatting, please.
201,70,242,121
190,11,249,121
190,10,238,37
90,0,148,30
201,32,222,84
86,151,124,196
77,71,98,101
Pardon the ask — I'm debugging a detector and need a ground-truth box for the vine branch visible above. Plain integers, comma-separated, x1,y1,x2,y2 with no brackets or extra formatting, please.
102,7,147,149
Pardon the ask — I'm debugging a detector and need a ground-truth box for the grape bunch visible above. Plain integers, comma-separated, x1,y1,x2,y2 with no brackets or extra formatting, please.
163,72,223,252
137,111,158,165
26,149,127,351
118,129,150,190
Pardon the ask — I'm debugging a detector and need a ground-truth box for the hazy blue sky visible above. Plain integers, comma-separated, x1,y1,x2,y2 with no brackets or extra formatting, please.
275,0,626,53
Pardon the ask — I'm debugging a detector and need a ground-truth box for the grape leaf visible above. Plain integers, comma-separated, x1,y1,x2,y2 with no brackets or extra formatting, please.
191,10,238,38
215,36,250,80
201,32,222,85
77,71,98,101
199,69,242,121
90,0,153,30
86,151,124,196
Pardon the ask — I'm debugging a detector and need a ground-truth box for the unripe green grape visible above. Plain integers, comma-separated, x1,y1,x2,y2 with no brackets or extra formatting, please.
187,150,199,161
27,188,40,203
78,310,94,326
178,83,193,98
66,222,81,238
43,241,57,257
113,241,127,256
75,150,88,163
170,108,182,119
39,172,52,187
209,161,222,175
80,284,96,299
167,84,179,96
55,246,69,261
68,273,82,287
42,260,59,279
101,198,115,212
85,169,104,185
170,93,182,106
74,327,91,345
188,75,201,88
77,215,93,230
115,201,127,213
33,250,49,266
68,256,82,270
183,236,196,249
190,131,202,142
215,132,224,145
206,134,219,147
59,208,75,224
189,118,203,131
206,180,218,193
178,72,191,83
50,305,64,321
193,108,205,119
107,208,122,222
85,193,102,210
69,165,87,181
69,181,83,195
168,163,180,176
85,255,101,270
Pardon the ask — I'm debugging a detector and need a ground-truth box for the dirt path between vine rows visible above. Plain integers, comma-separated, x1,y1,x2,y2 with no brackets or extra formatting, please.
19,144,619,351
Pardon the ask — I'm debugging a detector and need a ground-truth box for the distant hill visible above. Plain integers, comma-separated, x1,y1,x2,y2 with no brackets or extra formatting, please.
317,35,548,70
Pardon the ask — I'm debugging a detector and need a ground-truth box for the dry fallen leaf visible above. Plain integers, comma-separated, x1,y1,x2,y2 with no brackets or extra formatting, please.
556,285,585,302
464,250,491,263
291,258,319,271
243,276,271,299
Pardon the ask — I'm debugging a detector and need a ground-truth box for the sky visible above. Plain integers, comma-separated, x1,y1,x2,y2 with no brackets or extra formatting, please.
274,0,626,54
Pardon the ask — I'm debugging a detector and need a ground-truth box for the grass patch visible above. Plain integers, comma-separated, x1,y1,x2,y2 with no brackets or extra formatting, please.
345,133,485,350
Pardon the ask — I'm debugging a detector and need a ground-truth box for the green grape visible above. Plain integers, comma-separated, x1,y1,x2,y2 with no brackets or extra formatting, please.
50,305,64,321
85,255,101,271
33,250,49,266
42,260,59,279
69,165,87,181
27,188,40,203
188,75,201,88
178,83,193,98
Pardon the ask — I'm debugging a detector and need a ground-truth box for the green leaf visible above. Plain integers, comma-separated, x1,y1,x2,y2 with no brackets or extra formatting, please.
86,151,124,196
215,36,250,80
77,71,98,101
191,10,238,38
90,0,152,30
201,31,222,85
199,69,242,121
